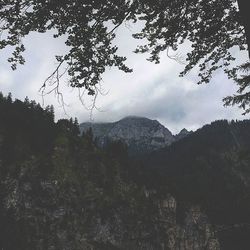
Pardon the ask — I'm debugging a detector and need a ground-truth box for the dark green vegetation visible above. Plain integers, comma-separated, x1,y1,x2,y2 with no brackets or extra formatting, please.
0,93,135,249
0,93,250,249
223,62,250,114
140,119,250,249
0,0,249,112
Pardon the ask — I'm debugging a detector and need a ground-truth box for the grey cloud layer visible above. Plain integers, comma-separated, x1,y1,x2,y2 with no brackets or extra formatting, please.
0,23,248,134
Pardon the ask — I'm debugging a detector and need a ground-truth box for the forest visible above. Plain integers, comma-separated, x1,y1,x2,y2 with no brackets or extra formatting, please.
0,93,250,249
0,0,249,249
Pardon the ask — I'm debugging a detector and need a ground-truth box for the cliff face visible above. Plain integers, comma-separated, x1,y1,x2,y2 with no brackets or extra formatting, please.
175,128,192,141
80,116,176,155
85,193,220,250
1,93,249,250
5,174,219,250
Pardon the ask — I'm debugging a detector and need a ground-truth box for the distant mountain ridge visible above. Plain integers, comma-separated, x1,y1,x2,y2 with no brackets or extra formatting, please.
80,116,191,155
1,93,250,249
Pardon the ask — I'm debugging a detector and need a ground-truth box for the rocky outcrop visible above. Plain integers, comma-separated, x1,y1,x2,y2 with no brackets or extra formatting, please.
80,116,176,155
175,128,192,141
86,191,220,250
4,170,220,250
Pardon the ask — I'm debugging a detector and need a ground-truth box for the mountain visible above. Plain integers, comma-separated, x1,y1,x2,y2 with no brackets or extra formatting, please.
175,128,192,140
1,93,250,249
80,116,177,155
139,119,250,249
0,94,221,250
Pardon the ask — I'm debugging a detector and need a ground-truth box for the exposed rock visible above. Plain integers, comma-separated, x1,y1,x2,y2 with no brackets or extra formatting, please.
175,128,193,141
80,116,176,155
86,195,220,250
6,173,219,250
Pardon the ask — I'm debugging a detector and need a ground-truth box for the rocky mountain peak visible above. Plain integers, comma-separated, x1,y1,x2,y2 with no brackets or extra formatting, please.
175,128,192,140
179,128,189,134
80,116,175,155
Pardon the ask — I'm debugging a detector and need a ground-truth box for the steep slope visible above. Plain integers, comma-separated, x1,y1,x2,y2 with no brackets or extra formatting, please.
140,119,250,250
0,94,221,250
80,116,175,155
2,94,250,249
175,128,192,140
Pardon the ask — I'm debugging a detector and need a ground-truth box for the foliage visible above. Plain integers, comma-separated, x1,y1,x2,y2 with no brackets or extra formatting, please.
223,62,250,114
140,119,250,248
0,0,249,109
0,93,250,249
0,93,158,249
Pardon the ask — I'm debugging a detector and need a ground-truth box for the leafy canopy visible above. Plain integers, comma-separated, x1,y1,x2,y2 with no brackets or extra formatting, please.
0,0,249,110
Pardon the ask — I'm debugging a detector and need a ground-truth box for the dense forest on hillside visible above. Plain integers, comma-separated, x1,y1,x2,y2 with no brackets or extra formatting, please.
139,119,250,249
0,93,250,249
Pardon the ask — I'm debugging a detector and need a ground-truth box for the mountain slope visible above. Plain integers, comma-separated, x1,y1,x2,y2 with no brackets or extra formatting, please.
139,119,250,250
80,116,176,155
0,94,221,250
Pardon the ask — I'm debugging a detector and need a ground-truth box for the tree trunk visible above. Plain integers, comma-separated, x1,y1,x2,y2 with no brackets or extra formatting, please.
237,0,250,59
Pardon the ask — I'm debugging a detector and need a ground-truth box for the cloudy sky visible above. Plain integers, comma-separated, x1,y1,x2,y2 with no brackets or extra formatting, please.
0,23,248,134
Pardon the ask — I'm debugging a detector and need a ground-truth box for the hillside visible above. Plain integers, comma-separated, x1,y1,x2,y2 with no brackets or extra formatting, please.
0,94,221,250
139,120,250,249
0,93,250,249
80,116,189,155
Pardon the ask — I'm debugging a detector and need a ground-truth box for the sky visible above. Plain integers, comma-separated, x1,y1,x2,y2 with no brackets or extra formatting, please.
0,23,249,134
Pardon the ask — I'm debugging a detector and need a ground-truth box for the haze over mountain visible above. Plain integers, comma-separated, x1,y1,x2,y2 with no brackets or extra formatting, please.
80,116,191,155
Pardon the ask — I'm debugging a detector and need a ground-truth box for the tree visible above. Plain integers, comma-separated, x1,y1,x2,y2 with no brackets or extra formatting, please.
236,0,250,59
223,62,250,114
0,0,249,111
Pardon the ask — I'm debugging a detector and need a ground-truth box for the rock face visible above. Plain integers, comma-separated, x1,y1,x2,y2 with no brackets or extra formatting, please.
86,191,220,250
175,128,192,141
80,116,176,155
4,169,220,250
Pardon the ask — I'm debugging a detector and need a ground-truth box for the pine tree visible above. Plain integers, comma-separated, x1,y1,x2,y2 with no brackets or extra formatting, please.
224,62,250,114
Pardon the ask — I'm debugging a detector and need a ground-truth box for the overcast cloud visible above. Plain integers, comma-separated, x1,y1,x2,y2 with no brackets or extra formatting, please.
0,23,248,134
